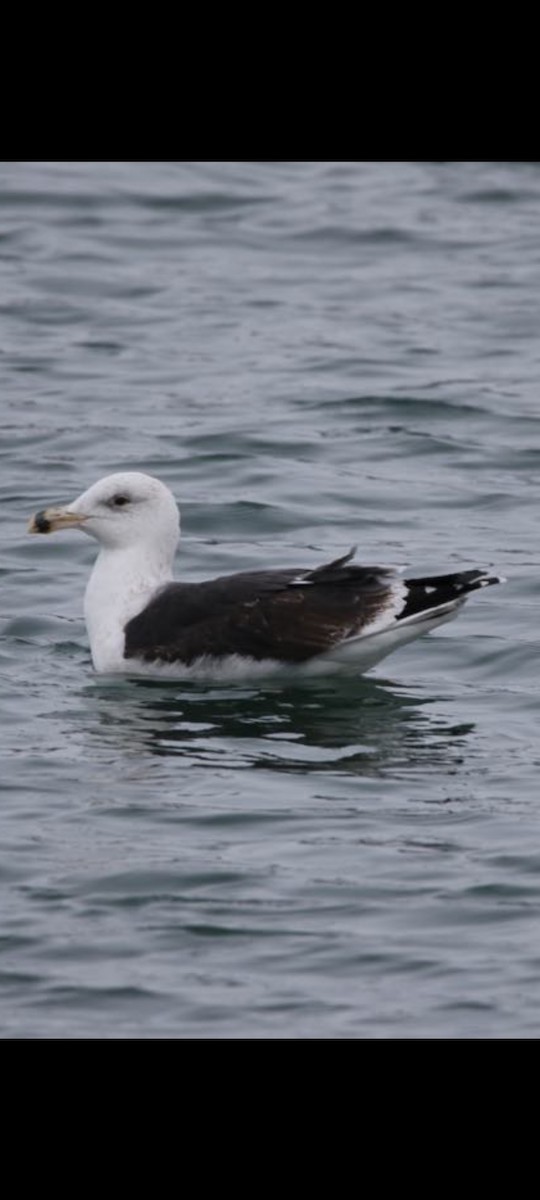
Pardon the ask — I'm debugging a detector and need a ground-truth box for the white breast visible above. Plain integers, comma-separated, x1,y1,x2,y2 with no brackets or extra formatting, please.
84,547,170,673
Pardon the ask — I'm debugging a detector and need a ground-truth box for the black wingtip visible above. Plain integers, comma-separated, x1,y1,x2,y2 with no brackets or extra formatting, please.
477,572,506,587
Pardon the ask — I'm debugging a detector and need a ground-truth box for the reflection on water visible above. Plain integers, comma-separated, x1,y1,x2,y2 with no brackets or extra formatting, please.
5,160,537,1038
80,674,475,777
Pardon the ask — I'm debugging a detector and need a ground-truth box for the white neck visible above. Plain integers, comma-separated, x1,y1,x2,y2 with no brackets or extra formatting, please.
84,543,174,673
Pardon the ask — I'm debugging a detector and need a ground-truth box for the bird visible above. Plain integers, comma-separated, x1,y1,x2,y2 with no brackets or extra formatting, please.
28,471,503,679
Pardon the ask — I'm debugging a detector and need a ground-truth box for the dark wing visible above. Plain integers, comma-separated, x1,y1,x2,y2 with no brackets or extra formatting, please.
123,549,403,666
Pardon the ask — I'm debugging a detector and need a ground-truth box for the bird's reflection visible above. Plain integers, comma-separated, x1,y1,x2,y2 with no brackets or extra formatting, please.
80,672,474,778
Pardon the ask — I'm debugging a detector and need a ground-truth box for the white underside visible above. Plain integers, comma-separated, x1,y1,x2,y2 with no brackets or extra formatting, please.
92,600,464,681
83,544,467,681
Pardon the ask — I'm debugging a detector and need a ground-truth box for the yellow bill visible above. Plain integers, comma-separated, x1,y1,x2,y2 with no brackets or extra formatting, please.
28,507,87,535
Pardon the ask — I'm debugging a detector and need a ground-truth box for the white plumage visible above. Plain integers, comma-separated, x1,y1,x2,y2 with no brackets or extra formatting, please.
29,471,503,679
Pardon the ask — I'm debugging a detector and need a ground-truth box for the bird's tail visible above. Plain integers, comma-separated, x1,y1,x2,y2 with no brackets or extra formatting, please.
398,569,505,624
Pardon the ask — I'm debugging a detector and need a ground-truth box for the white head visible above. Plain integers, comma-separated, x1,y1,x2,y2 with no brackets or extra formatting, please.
29,472,181,673
29,471,181,560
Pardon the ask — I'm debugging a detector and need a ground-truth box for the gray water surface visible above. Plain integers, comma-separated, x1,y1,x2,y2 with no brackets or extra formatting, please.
1,161,539,1038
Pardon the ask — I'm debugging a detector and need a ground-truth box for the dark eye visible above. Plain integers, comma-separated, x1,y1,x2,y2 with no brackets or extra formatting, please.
110,493,130,508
